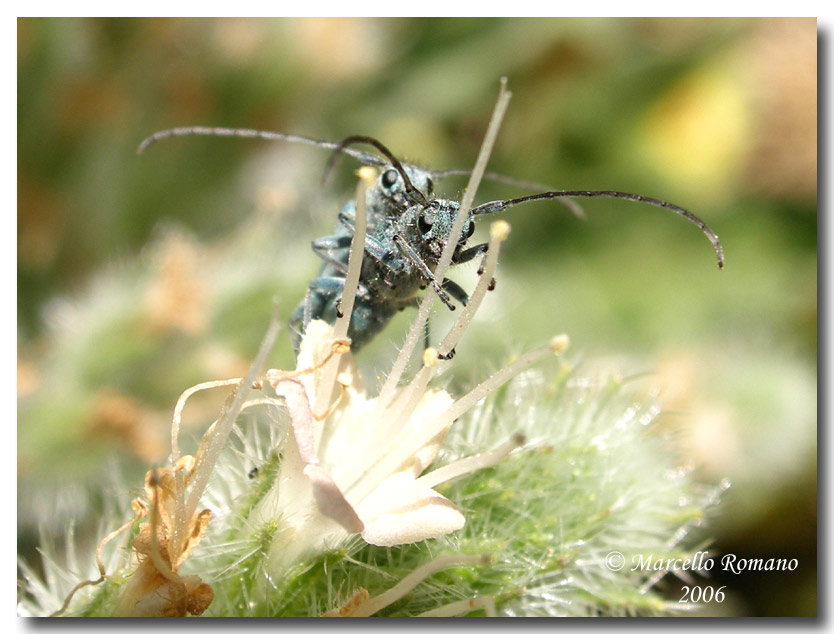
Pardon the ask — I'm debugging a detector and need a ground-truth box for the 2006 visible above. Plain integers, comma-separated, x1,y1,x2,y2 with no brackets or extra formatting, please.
680,586,726,603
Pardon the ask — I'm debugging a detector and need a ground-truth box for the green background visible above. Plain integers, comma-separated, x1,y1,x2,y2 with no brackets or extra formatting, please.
18,18,817,616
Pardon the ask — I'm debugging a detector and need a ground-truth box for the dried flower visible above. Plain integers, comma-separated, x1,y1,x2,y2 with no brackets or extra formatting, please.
113,460,214,617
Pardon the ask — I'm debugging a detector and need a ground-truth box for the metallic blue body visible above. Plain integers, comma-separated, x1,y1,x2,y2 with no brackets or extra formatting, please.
289,165,441,352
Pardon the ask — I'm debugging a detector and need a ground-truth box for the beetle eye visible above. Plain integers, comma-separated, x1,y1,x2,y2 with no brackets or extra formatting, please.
418,211,434,236
464,222,475,239
381,168,399,189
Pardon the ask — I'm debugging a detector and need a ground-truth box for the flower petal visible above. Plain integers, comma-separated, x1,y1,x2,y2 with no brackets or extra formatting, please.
360,487,465,547
273,379,318,466
304,464,364,534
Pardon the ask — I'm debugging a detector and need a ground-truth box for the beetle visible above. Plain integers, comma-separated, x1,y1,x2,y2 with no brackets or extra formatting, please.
138,125,724,357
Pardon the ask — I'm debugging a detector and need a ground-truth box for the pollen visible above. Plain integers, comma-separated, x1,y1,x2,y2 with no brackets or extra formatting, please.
490,219,511,242
356,165,379,183
549,333,570,354
422,347,439,367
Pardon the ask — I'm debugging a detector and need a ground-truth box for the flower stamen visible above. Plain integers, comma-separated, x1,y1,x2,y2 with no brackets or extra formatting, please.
378,218,511,436
414,433,526,491
417,596,497,617
314,166,374,419
346,554,491,617
350,340,565,503
48,502,148,616
437,220,510,359
378,79,512,408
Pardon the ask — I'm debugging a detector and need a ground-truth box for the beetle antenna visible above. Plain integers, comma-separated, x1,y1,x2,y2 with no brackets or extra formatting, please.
136,126,387,167
432,168,585,219
431,168,550,191
471,190,724,269
324,135,429,207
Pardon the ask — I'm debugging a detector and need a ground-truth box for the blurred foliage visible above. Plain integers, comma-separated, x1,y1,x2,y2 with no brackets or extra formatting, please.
18,17,816,617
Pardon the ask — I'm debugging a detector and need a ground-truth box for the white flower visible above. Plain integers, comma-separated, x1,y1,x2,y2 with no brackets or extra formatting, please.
252,316,566,575
255,321,461,558
244,214,567,575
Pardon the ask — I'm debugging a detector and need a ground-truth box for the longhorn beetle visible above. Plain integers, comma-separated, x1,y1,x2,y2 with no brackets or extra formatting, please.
138,115,724,356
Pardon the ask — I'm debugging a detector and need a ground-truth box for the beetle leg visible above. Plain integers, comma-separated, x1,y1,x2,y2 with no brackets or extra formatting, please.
311,234,353,272
392,235,455,310
441,278,469,307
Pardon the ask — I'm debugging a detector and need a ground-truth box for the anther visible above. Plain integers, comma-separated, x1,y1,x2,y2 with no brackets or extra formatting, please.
549,333,570,354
